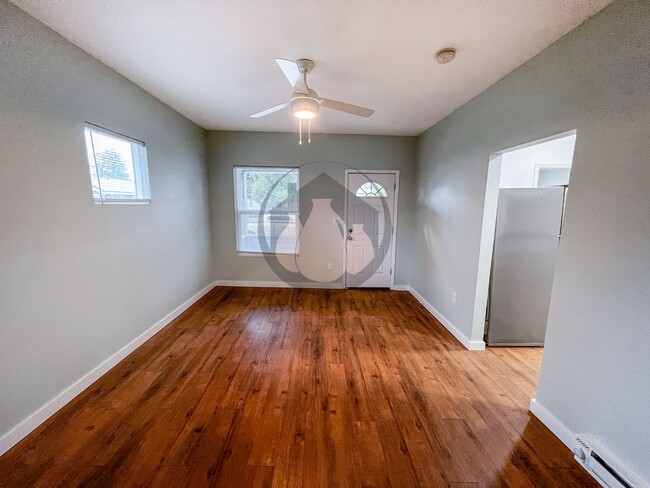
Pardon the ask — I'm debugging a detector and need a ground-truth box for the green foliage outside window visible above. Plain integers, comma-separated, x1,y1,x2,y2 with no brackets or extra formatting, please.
244,170,297,210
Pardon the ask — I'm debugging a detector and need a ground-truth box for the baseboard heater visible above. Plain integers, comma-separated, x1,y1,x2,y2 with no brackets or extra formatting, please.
574,435,643,488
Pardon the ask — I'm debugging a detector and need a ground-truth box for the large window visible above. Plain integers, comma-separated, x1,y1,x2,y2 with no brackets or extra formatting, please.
84,124,151,204
234,166,299,254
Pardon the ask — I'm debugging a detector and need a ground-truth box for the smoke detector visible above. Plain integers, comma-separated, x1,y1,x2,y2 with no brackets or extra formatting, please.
436,48,457,64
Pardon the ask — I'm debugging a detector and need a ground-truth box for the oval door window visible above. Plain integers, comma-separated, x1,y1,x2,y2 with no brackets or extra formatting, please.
355,181,388,198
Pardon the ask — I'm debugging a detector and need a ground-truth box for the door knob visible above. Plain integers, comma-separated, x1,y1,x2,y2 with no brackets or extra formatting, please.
347,236,353,241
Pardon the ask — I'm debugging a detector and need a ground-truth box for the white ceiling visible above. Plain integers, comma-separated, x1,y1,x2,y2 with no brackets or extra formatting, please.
12,0,611,136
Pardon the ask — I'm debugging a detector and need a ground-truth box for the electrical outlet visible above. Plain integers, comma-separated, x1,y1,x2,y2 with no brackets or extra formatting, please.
327,263,333,270
452,292,457,304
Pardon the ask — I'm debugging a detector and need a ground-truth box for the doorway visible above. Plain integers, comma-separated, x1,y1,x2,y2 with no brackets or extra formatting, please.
344,170,399,288
472,131,577,346
487,186,567,345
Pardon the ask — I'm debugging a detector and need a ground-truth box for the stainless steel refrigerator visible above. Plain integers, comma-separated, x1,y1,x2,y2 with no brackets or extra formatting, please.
486,187,566,345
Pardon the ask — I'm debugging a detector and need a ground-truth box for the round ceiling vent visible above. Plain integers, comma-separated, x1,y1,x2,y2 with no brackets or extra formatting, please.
436,48,457,64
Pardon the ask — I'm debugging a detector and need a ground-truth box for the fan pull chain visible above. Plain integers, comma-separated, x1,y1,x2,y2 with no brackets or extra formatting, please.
308,118,311,144
299,118,302,145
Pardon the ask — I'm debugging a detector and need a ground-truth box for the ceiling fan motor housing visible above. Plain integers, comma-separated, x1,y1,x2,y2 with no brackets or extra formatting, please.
296,58,315,74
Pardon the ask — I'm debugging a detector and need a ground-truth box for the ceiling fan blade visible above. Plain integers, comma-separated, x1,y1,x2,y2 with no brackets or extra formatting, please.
275,58,309,93
320,98,375,118
249,102,289,118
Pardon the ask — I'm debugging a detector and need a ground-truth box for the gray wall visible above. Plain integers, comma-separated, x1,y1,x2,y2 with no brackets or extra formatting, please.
413,0,649,481
207,131,416,285
0,0,212,437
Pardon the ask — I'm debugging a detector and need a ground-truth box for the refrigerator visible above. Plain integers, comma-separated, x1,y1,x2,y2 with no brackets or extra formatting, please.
486,187,566,345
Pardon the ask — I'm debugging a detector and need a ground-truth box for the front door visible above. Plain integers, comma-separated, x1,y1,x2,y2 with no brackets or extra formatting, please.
345,172,396,288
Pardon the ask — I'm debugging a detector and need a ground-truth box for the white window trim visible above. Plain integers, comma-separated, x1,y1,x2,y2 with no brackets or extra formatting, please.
233,165,300,255
85,122,145,146
355,181,389,198
84,123,151,205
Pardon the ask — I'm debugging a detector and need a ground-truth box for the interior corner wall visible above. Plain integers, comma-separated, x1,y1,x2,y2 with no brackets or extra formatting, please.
206,131,417,287
0,0,212,440
412,0,649,482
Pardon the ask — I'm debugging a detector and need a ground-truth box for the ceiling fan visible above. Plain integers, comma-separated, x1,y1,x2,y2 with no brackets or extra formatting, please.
250,59,375,137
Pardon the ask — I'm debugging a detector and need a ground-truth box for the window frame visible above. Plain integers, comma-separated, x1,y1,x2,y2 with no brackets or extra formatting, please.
233,165,300,256
355,181,389,198
84,123,151,205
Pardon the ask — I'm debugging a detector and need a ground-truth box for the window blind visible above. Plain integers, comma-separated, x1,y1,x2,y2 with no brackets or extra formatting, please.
84,124,151,204
233,166,299,254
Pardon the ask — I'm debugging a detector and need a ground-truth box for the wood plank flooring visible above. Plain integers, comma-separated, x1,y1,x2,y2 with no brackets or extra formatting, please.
0,287,595,487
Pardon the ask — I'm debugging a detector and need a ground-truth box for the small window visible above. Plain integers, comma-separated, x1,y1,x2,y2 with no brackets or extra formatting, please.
84,124,151,204
234,166,299,254
356,181,388,198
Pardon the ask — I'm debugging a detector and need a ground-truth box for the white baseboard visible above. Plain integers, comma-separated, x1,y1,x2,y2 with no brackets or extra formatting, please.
213,280,344,289
529,399,577,450
390,284,410,291
0,279,482,456
402,286,485,351
0,281,216,457
532,399,646,488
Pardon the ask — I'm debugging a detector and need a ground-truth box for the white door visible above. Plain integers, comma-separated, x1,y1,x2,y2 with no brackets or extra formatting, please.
345,172,397,288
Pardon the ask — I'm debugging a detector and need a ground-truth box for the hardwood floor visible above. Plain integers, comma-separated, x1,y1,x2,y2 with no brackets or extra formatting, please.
0,287,595,487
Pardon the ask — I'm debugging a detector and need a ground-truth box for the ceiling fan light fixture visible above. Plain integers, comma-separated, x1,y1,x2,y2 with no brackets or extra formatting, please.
294,110,316,120
291,96,320,119
248,58,374,145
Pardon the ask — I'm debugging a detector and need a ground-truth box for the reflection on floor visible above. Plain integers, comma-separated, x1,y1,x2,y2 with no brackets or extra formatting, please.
0,287,596,487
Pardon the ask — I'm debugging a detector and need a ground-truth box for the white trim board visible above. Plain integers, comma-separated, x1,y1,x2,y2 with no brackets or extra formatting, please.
0,281,216,457
214,280,412,290
213,280,344,289
397,285,485,351
390,284,410,291
528,400,613,487
529,399,577,450
0,279,475,456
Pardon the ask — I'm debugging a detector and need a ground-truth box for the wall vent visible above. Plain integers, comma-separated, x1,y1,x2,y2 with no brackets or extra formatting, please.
574,435,642,488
